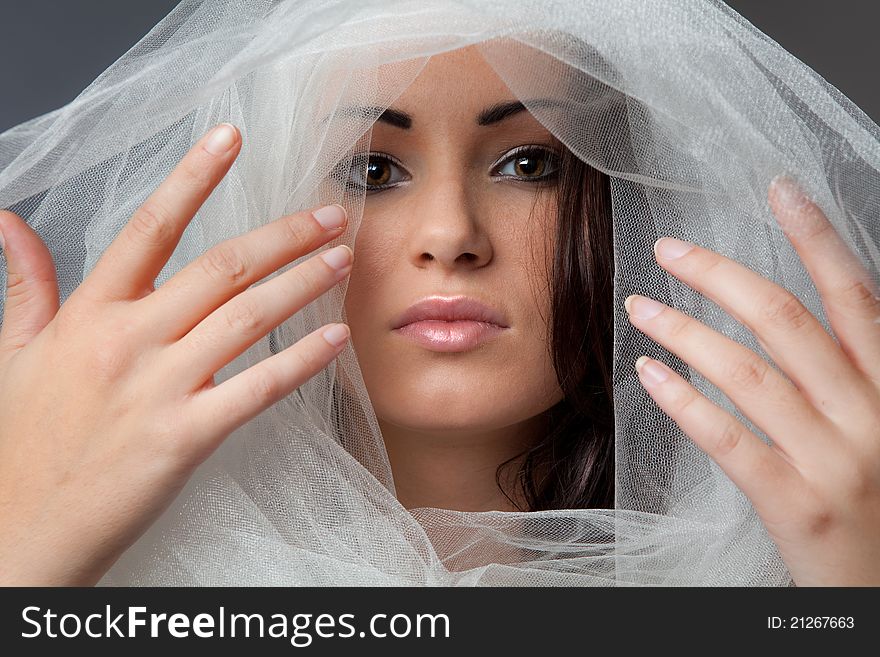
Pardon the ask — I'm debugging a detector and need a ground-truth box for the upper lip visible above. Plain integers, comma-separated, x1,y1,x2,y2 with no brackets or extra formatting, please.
391,295,510,329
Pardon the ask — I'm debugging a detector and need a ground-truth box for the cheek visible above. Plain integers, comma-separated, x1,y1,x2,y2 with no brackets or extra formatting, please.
342,220,396,331
509,197,557,344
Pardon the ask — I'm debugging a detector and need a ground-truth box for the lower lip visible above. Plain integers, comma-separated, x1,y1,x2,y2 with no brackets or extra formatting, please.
393,320,507,352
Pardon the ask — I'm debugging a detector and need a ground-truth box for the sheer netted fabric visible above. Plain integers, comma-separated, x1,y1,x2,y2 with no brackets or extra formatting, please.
1,0,878,586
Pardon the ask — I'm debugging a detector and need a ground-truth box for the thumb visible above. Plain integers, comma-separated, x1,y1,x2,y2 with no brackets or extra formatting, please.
0,210,60,357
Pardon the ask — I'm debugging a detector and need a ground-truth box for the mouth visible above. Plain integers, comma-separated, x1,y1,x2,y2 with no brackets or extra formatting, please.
391,295,510,353
393,319,507,352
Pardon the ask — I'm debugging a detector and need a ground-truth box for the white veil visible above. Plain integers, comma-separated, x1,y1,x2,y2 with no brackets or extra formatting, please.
1,0,878,586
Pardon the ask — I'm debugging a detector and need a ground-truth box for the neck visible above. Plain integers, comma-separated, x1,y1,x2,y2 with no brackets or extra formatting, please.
379,412,549,512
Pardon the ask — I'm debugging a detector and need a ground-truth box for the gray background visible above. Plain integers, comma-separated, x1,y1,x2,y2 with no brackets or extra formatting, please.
0,0,878,132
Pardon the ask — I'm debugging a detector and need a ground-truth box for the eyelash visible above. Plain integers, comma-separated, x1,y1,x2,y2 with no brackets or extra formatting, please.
337,145,561,194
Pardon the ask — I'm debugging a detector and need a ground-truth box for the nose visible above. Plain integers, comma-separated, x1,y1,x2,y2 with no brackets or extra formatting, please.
407,172,494,272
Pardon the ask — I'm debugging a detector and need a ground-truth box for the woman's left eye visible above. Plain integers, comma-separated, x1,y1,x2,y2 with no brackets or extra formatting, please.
492,145,560,181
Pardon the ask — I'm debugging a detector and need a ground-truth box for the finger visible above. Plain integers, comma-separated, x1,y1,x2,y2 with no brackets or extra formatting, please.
82,123,242,302
633,354,804,527
651,235,874,427
625,294,832,462
768,175,880,387
0,210,60,358
166,243,352,392
185,322,350,454
142,204,348,342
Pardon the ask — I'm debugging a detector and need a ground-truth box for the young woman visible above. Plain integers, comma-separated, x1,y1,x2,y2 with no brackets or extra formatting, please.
0,3,878,587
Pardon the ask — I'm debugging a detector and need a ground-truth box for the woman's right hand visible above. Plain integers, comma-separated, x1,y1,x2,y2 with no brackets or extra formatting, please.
0,123,353,586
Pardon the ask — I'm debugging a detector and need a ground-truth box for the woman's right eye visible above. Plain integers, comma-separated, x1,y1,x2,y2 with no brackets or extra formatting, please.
338,152,409,194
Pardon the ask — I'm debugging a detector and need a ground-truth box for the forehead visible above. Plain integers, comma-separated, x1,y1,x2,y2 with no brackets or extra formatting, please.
395,45,513,109
319,44,568,138
381,47,564,137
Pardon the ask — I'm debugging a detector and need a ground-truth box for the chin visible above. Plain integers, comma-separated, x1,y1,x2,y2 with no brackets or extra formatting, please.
378,409,514,436
371,379,543,435
353,339,561,432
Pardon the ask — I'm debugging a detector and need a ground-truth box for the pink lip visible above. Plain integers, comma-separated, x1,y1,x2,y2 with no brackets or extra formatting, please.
394,319,506,352
391,296,510,352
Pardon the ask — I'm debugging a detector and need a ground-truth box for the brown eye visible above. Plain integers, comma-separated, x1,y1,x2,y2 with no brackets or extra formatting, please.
513,154,545,177
339,152,407,193
366,158,392,186
494,146,559,181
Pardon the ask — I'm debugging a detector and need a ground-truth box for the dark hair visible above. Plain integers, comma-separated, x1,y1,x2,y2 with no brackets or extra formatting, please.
497,144,616,511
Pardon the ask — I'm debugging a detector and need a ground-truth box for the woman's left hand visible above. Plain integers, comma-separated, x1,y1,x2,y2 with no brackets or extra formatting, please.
624,175,880,586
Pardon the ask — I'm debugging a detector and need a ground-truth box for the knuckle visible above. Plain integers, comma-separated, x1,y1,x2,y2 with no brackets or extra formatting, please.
837,279,880,314
289,263,323,298
281,212,318,248
250,369,282,407
759,290,812,331
108,310,144,342
4,269,32,303
290,343,322,376
800,213,835,242
686,255,726,292
152,414,200,467
665,315,691,341
840,454,879,505
668,386,700,417
800,502,836,538
845,398,880,444
200,243,248,286
130,202,178,246
700,255,726,278
726,355,770,389
178,157,217,192
223,300,264,334
713,421,746,458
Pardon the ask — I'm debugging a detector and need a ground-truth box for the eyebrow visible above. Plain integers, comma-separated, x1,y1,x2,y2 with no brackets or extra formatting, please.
322,98,564,129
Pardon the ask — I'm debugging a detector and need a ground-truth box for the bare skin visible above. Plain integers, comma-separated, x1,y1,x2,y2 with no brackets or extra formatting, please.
0,124,354,585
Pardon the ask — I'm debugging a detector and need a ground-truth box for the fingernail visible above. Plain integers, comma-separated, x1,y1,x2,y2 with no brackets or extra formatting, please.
770,174,809,210
312,204,347,230
203,123,238,155
322,323,350,348
636,356,669,385
625,294,664,320
320,244,353,271
654,237,694,260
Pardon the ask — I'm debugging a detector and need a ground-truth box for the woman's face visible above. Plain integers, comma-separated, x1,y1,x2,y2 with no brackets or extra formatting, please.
342,45,565,439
